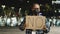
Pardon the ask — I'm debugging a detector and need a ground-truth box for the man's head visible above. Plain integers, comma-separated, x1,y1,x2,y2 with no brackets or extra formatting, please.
31,3,40,12
30,3,41,15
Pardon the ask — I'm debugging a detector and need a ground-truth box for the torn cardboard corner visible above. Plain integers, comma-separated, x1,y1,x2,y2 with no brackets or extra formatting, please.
25,16,46,30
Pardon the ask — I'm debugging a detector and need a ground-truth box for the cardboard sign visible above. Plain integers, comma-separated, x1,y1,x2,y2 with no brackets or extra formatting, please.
25,16,46,30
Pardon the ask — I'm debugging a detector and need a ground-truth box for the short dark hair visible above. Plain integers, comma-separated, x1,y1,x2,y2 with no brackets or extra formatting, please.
30,3,40,9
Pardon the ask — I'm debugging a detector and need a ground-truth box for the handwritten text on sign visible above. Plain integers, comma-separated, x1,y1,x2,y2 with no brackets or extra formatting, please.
25,16,46,30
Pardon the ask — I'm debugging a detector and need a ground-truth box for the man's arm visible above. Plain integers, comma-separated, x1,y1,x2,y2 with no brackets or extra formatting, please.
19,17,25,31
44,18,50,33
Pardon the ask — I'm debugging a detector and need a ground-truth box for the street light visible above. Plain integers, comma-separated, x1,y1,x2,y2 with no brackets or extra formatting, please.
27,1,29,3
1,5,6,15
59,10,60,13
11,7,15,10
1,5,6,9
19,8,21,14
55,10,57,13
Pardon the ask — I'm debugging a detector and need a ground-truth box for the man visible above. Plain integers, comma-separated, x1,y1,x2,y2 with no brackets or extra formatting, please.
28,3,42,16
19,3,50,34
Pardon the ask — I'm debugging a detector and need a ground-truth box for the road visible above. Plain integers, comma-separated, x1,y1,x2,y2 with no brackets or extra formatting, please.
48,26,60,34
0,26,60,34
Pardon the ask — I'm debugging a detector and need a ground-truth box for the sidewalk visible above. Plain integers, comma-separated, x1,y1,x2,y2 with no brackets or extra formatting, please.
0,26,60,34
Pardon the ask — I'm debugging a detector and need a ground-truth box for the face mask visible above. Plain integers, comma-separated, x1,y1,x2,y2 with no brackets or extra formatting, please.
32,10,40,15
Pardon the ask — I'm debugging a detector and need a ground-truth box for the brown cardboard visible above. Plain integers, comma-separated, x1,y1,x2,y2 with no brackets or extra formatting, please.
25,16,46,30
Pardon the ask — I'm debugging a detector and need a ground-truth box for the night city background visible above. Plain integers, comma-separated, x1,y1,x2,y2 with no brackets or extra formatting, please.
0,0,60,34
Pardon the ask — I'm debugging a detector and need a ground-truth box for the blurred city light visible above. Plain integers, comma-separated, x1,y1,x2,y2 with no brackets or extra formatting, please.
1,5,6,9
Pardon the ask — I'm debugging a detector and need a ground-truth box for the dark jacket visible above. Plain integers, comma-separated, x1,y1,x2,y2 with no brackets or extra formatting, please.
19,12,50,33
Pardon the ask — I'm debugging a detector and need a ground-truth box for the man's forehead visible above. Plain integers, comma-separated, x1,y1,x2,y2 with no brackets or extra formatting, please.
31,3,40,11
33,4,40,8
